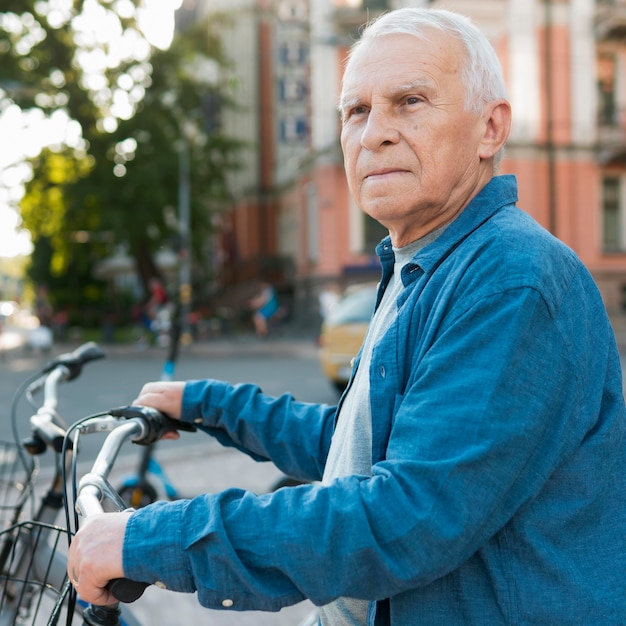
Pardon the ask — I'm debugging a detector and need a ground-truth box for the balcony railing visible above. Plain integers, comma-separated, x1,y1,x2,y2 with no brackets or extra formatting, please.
595,95,626,164
596,0,626,40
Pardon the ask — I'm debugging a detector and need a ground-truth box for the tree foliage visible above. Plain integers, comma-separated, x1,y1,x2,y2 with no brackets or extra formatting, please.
81,16,243,287
0,0,147,135
0,2,242,322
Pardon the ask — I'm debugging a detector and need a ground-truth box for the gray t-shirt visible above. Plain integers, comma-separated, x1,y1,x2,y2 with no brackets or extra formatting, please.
318,230,443,626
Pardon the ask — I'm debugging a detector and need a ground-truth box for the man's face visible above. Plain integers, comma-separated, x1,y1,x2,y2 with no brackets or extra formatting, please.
340,31,493,246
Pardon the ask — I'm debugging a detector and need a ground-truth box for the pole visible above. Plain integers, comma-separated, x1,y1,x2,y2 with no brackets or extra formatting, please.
544,0,557,235
178,132,193,346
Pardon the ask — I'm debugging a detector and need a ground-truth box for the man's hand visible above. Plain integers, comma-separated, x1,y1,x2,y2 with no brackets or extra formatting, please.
67,511,133,605
133,381,186,420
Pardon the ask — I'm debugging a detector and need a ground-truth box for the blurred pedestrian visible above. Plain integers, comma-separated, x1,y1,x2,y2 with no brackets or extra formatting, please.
249,281,280,337
30,285,54,351
34,285,53,328
138,278,171,347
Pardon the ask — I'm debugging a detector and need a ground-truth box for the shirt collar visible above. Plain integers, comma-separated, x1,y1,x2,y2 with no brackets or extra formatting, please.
376,175,519,277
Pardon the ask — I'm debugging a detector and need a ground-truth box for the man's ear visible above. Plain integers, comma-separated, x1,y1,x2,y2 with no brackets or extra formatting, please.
479,100,512,160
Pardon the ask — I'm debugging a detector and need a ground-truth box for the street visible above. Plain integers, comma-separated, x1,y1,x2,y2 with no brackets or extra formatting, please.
0,333,335,625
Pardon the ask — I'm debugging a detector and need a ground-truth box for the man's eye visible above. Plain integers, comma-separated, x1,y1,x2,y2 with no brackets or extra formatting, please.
405,96,423,105
351,105,368,116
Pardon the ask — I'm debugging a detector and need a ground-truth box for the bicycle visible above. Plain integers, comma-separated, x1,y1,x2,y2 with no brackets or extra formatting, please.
0,342,196,625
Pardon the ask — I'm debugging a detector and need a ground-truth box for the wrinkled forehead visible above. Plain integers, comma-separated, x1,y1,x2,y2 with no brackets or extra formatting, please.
340,30,465,99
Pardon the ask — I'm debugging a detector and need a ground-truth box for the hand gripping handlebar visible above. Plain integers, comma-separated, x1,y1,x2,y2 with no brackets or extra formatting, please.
75,405,196,603
108,405,196,444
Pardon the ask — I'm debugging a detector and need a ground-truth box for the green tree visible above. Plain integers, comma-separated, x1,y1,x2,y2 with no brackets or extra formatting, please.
76,16,243,289
1,2,242,321
0,0,149,138
19,147,107,321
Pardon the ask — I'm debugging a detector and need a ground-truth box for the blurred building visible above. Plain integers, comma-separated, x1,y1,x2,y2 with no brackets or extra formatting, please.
177,0,626,327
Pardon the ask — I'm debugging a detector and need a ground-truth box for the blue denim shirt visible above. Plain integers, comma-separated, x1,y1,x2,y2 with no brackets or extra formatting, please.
125,175,626,625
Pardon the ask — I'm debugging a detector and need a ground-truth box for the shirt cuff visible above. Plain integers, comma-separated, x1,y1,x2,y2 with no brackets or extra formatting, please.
181,379,231,426
123,499,196,593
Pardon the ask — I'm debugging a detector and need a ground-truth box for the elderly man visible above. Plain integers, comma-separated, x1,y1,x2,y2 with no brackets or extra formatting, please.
69,8,626,625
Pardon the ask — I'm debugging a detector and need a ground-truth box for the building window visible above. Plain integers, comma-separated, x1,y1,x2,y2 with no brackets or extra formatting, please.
278,41,307,65
277,0,308,22
278,77,307,102
202,91,221,132
598,55,617,126
364,214,388,252
306,183,318,263
279,116,308,142
363,0,389,8
603,176,623,252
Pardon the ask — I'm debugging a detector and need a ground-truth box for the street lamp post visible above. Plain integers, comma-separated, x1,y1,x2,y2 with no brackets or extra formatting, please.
175,55,220,346
178,130,192,346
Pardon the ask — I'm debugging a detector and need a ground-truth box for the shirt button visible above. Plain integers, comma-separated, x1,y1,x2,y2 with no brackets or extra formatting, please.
222,599,234,608
380,366,386,378
194,418,203,424
154,580,167,589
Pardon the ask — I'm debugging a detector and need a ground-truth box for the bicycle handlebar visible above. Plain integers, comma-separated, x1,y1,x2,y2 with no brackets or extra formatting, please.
23,342,106,455
108,405,196,443
41,341,105,381
74,405,196,603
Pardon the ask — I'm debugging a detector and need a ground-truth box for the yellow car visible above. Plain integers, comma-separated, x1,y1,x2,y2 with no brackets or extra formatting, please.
319,283,378,392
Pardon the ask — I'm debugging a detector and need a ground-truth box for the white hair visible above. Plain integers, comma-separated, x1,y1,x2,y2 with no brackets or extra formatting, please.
346,8,509,115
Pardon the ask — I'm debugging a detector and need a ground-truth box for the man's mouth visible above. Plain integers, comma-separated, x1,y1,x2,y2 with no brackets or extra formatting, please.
365,168,407,179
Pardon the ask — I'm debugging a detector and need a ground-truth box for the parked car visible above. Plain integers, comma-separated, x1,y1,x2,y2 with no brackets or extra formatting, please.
318,283,378,392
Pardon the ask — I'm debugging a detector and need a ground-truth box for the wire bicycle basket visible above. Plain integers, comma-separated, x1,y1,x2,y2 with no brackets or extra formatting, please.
0,520,73,626
0,441,36,530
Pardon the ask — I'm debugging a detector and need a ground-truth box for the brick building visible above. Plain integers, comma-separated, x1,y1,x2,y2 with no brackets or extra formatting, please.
180,0,626,327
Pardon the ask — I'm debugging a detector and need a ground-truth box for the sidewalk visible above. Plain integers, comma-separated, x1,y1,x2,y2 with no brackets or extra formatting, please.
125,331,320,360
0,323,321,360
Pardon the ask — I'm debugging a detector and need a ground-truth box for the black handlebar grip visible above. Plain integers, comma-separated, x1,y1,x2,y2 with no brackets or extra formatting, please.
109,405,196,445
108,577,150,603
42,341,106,381
70,341,106,363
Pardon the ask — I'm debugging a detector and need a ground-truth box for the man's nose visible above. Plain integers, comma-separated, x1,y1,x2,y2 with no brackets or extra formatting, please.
360,108,400,151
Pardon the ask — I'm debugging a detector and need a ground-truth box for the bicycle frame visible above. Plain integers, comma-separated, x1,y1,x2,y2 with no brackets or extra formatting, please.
117,446,180,506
